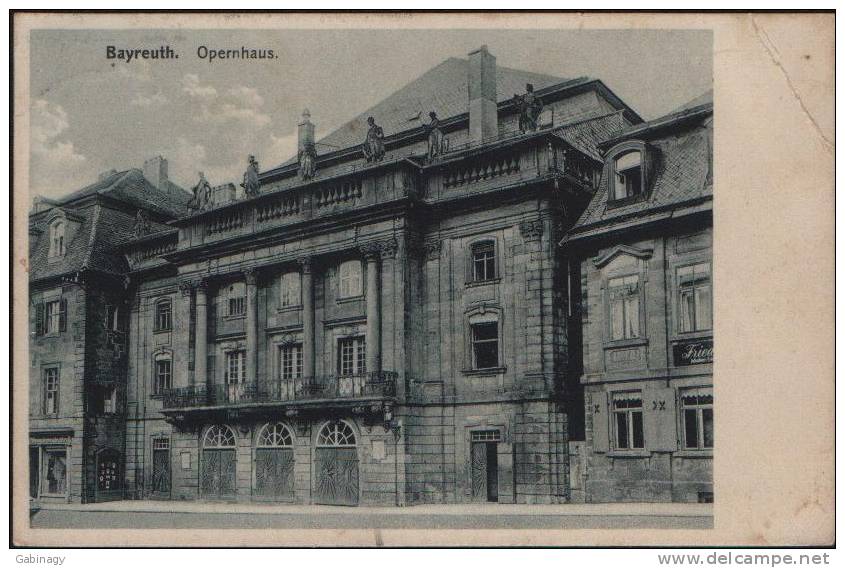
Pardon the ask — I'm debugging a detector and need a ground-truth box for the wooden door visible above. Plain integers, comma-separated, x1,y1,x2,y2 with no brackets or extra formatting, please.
314,447,359,505
151,448,171,498
201,449,236,499
254,448,295,501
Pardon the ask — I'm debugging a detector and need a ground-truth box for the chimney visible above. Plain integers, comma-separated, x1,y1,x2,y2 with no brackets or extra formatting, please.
143,155,169,191
298,109,315,154
467,45,498,143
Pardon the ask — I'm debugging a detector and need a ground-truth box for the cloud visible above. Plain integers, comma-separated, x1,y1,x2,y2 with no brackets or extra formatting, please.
267,132,298,164
227,86,263,108
131,91,168,107
182,73,218,100
30,99,89,198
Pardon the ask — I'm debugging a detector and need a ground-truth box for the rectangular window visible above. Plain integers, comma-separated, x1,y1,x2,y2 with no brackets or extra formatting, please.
155,300,172,331
681,388,714,449
225,282,246,317
154,360,171,394
43,367,59,416
226,351,246,384
612,392,644,450
280,271,302,308
279,344,303,380
105,304,120,331
103,386,117,414
338,337,366,376
45,300,61,334
228,296,245,317
609,275,640,340
43,449,67,496
471,322,499,369
339,260,363,299
471,241,496,282
613,150,643,200
678,263,712,332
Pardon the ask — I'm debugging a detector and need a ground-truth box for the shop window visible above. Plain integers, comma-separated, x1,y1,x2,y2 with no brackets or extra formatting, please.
608,275,640,340
227,283,246,317
279,344,303,380
471,322,499,369
681,388,714,449
612,392,644,450
339,260,363,299
43,448,68,496
678,263,712,332
43,367,59,416
154,359,171,394
338,336,366,376
279,271,302,308
154,299,172,332
471,240,496,282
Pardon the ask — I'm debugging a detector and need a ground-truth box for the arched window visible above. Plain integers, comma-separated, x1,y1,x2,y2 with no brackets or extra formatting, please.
338,260,363,299
612,150,643,200
49,221,65,257
154,298,172,331
256,423,294,447
203,425,237,448
317,420,356,447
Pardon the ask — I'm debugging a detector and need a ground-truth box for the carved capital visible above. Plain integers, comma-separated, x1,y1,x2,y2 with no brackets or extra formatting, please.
519,219,544,242
243,268,259,286
360,241,382,262
195,278,209,293
178,281,193,297
379,238,398,260
423,239,441,261
297,256,313,274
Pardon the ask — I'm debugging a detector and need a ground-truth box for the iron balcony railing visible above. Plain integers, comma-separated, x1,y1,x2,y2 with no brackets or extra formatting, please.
161,371,398,410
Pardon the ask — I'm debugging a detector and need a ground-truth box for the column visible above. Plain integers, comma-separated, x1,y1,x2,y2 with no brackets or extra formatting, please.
362,244,381,374
178,281,194,388
194,279,208,388
244,268,259,385
298,257,315,379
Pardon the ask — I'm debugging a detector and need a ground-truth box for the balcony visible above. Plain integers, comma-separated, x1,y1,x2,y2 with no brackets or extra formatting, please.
160,371,398,414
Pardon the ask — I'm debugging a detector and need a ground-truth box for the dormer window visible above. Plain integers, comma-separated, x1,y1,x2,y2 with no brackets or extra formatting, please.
606,141,652,205
49,220,65,258
612,150,642,200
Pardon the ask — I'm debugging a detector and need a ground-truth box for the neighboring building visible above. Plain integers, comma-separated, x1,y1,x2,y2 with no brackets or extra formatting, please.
28,158,190,503
28,46,713,507
562,94,713,503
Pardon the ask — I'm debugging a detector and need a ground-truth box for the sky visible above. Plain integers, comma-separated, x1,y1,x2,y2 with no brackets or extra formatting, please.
29,29,712,200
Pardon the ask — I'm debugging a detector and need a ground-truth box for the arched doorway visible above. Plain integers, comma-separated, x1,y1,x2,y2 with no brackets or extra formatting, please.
254,423,295,502
200,425,237,500
314,420,359,506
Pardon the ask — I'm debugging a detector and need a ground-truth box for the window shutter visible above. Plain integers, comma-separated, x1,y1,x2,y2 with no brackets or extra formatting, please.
58,298,67,332
645,384,678,452
35,302,45,336
591,391,610,452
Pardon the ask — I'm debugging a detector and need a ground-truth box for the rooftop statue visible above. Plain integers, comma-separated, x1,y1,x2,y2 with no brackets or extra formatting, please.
513,83,544,133
299,141,317,181
241,155,260,197
362,116,385,162
426,111,444,161
188,171,213,211
133,209,151,238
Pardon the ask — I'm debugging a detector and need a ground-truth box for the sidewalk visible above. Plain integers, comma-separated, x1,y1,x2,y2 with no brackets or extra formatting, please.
35,499,712,518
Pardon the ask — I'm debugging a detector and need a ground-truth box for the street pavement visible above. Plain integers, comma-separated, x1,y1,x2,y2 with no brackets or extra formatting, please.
30,501,713,530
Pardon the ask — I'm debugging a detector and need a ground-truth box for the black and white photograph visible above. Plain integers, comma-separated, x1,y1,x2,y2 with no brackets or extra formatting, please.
10,10,834,551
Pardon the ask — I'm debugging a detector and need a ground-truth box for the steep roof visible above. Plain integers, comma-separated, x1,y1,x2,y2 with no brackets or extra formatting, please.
274,57,570,169
570,98,713,236
54,169,191,218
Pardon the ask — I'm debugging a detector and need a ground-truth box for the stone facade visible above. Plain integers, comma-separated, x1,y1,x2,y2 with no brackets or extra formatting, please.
28,48,712,506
